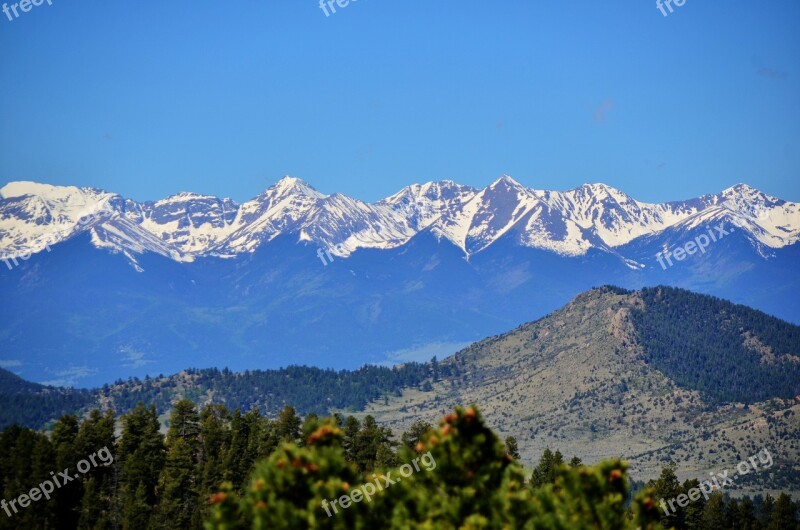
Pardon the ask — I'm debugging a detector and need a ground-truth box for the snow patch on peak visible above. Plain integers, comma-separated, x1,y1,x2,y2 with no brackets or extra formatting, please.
722,183,760,195
570,183,633,204
157,192,225,204
0,181,125,258
379,181,479,233
488,175,526,189
0,181,112,207
431,176,541,255
1,181,79,199
270,176,324,198
719,183,782,206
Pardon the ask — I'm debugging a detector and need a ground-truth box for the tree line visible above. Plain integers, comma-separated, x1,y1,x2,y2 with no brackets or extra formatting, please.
1,359,456,431
1,403,797,529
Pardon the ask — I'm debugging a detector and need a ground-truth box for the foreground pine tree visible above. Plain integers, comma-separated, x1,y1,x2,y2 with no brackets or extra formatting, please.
205,406,663,529
118,403,166,529
154,400,202,528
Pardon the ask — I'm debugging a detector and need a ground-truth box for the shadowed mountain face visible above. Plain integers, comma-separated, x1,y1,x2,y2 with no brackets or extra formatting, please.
365,286,800,493
1,232,799,388
1,227,799,388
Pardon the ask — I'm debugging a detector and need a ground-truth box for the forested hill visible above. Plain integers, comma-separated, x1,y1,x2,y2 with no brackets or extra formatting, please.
365,285,800,484
630,286,800,404
0,368,93,429
0,362,451,430
97,363,447,418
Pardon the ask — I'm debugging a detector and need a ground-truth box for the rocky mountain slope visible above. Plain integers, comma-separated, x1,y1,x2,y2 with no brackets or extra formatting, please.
364,286,800,494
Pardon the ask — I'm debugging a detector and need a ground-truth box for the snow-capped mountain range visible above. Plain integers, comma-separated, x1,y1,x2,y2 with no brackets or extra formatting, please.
2,176,800,387
1,176,798,266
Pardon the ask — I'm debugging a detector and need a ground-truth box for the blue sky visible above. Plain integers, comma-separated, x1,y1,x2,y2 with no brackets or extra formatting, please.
1,1,798,203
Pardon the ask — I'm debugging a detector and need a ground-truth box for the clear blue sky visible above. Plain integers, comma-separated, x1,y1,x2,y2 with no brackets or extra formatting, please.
1,1,798,203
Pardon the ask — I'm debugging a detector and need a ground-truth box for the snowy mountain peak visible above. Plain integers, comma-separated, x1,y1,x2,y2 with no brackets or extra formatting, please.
157,191,225,203
488,174,526,190
382,180,476,202
570,183,633,204
719,183,777,203
0,181,46,198
378,181,479,232
0,181,100,203
269,176,324,199
723,182,759,194
427,175,541,255
1,178,798,264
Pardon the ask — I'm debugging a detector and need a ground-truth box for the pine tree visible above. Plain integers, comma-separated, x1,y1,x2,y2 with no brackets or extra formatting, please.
124,483,153,530
195,404,232,527
299,413,320,447
374,443,399,469
647,464,683,529
352,416,394,473
505,436,521,460
530,448,564,488
118,403,166,530
166,400,201,445
760,494,776,527
682,478,705,529
769,493,797,530
342,416,360,464
154,400,202,529
737,496,759,530
274,406,301,443
726,498,740,530
51,415,83,529
199,405,231,494
224,409,262,490
400,419,432,450
75,409,116,529
701,492,728,530
0,427,56,530
29,433,57,526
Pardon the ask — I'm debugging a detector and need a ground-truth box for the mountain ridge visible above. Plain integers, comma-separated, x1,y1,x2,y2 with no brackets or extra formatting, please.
363,285,800,491
2,177,798,264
